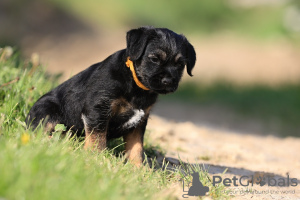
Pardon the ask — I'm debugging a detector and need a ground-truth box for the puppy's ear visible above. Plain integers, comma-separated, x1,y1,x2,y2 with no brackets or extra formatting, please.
126,27,154,60
184,38,196,76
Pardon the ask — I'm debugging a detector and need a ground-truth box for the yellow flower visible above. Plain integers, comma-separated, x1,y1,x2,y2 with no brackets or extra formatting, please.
21,133,30,145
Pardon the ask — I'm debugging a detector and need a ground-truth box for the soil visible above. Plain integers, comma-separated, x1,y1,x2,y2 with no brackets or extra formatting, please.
147,115,300,200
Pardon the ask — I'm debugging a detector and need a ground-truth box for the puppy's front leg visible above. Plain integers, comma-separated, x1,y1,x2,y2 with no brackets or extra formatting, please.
123,121,147,167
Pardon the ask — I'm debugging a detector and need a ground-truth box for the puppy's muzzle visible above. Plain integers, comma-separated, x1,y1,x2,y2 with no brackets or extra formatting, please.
161,77,173,86
159,77,178,93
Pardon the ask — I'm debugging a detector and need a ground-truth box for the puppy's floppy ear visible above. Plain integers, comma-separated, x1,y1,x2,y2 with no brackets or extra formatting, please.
184,38,196,76
126,26,154,60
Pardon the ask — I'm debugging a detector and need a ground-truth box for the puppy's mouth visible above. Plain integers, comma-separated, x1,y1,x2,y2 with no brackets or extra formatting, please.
140,74,178,94
147,80,178,94
154,87,177,94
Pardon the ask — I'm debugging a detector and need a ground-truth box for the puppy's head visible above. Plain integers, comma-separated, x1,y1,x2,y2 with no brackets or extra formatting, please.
126,26,196,94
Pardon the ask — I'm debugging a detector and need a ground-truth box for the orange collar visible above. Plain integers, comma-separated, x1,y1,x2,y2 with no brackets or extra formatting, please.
125,57,150,90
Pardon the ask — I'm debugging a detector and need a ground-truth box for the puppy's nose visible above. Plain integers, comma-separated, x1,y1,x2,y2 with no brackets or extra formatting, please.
161,77,173,86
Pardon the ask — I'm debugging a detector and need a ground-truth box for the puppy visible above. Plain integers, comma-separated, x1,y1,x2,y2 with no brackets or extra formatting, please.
26,26,196,166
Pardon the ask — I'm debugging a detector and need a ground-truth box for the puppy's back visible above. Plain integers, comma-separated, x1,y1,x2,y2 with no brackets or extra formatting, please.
26,62,102,131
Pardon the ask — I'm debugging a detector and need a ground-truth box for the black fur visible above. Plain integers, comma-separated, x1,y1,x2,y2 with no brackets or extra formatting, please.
26,26,196,141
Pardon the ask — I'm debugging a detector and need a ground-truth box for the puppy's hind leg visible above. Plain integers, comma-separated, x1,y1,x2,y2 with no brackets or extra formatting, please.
81,114,107,151
26,97,61,136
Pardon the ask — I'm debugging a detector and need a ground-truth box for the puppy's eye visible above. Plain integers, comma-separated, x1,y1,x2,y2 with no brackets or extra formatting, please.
148,55,160,64
176,61,185,67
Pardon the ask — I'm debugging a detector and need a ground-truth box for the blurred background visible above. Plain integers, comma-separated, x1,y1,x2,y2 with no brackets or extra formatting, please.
1,0,300,137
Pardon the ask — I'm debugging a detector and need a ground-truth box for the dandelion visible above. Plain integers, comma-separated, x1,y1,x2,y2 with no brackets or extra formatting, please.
0,46,13,61
21,133,30,145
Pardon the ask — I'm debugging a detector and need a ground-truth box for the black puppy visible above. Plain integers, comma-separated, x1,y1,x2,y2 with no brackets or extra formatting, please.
26,26,196,166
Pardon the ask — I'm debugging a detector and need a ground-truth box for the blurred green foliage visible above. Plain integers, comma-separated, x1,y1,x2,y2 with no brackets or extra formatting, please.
48,0,299,39
161,82,300,137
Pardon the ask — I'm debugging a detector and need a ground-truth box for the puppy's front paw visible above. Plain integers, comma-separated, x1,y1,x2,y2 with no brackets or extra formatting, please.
123,109,145,129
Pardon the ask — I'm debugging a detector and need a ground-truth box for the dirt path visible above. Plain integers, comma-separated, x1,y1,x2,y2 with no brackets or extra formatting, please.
147,115,300,199
152,101,282,137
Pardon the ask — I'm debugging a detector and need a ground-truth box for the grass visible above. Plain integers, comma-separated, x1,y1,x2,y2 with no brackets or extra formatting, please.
0,47,229,200
161,82,300,137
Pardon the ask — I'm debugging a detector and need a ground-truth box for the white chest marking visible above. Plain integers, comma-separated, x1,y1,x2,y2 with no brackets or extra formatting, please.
123,109,145,129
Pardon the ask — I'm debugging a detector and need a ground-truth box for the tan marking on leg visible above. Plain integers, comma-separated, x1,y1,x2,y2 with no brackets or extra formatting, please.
122,105,152,166
45,121,57,133
123,127,144,167
45,121,68,139
84,129,107,151
82,114,107,151
144,105,153,117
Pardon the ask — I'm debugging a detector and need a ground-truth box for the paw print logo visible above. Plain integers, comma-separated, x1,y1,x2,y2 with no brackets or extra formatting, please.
182,172,209,198
256,176,266,187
